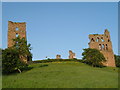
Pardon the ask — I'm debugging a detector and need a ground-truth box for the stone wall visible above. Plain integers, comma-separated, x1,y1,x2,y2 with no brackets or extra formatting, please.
88,29,116,67
8,21,26,47
8,21,27,63
69,50,76,59
56,54,61,59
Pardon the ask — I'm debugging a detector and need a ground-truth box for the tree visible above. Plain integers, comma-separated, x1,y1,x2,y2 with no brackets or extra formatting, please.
12,36,32,62
2,48,28,74
82,48,106,67
114,55,120,67
2,37,32,74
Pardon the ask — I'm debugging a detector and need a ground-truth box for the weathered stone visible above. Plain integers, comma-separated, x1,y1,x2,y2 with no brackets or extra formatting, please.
7,21,27,63
88,29,116,67
56,54,61,59
8,21,26,47
69,50,76,59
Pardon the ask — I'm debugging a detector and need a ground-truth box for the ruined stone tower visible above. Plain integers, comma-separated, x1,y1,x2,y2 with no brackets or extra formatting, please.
88,29,116,67
8,21,27,63
69,50,76,59
8,21,26,47
56,54,61,59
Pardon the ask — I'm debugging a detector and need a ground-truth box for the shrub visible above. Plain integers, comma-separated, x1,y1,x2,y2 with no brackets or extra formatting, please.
32,59,82,63
2,48,28,74
12,36,32,61
2,37,32,74
114,55,120,67
82,48,106,67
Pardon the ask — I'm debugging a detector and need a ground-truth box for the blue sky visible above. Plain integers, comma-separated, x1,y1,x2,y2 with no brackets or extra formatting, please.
2,2,118,60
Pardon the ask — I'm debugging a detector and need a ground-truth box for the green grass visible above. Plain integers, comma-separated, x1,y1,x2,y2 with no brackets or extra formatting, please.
2,61,118,88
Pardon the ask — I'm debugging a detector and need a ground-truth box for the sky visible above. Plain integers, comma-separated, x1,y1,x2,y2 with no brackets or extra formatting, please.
2,2,118,60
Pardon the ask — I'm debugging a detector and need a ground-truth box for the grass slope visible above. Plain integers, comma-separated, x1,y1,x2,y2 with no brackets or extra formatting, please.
2,61,118,88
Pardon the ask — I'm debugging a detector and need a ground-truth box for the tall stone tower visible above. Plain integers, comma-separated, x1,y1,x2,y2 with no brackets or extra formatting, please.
88,29,116,67
8,21,26,47
7,21,27,63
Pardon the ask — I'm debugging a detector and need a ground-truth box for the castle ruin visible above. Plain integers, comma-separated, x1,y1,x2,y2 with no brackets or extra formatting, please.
56,54,61,59
7,21,116,66
8,21,27,63
8,21,26,47
88,29,116,67
69,50,76,59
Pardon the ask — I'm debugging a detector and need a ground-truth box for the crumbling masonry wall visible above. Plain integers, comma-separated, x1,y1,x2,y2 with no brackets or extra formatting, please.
8,21,27,63
56,54,61,59
8,21,26,47
69,50,76,59
88,29,116,67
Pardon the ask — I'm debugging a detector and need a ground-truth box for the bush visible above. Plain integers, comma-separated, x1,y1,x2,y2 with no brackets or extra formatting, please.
13,36,32,62
2,48,28,74
2,37,32,74
82,48,106,67
32,59,81,63
114,55,120,67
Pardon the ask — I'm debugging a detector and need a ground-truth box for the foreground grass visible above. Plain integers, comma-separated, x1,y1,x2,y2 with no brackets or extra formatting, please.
2,61,118,88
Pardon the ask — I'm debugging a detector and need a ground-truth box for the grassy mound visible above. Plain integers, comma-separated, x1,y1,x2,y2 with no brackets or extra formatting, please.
2,61,118,88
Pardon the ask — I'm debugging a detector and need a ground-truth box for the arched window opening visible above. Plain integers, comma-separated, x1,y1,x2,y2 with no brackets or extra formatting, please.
16,33,19,37
101,39,104,42
101,37,104,42
16,27,19,31
91,38,95,42
99,44,102,50
96,37,99,42
106,44,108,50
108,39,110,42
96,39,98,42
102,44,105,50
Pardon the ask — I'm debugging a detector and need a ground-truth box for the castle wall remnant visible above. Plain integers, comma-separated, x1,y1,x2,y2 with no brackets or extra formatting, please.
8,21,26,47
56,54,61,59
8,21,27,63
88,29,116,67
69,50,76,59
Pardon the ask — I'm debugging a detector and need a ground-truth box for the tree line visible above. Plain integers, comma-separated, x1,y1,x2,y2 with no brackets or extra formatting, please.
1,37,120,74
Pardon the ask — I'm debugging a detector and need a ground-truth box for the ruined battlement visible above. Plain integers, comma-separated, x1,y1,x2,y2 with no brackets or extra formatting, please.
89,29,111,43
88,29,115,67
56,54,61,59
69,50,76,59
8,21,26,24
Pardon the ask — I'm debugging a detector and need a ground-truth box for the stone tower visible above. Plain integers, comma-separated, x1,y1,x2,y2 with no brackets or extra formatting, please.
69,50,76,59
56,54,61,59
88,29,116,67
8,21,26,47
7,21,27,63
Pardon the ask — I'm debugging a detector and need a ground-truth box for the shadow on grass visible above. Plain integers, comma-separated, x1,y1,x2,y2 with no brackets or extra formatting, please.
2,66,34,75
21,66,33,71
39,64,48,67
